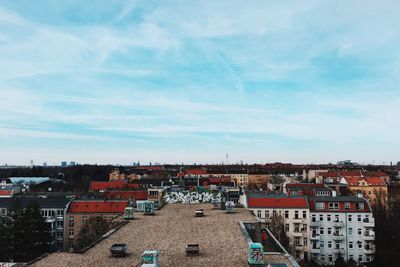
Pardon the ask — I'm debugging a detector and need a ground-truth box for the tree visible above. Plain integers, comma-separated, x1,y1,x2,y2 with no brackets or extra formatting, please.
4,200,51,262
75,216,111,251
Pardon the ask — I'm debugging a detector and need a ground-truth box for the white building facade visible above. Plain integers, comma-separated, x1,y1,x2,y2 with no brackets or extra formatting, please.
308,196,375,265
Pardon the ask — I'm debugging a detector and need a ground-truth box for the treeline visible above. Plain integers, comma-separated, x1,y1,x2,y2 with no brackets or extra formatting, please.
0,201,51,262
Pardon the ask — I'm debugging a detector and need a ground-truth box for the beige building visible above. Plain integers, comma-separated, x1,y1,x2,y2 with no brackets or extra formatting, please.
65,200,128,250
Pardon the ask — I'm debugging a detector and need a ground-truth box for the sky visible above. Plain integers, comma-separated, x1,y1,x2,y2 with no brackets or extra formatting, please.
0,1,399,166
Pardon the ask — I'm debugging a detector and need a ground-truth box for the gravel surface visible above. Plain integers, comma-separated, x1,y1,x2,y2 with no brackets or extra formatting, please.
33,204,256,267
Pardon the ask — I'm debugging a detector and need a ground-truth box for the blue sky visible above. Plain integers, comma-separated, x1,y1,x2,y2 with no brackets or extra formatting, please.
0,1,399,165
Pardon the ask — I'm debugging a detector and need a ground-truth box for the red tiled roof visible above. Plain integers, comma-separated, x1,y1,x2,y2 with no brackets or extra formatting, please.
68,200,128,213
363,171,389,177
104,190,148,200
89,180,127,191
247,196,308,209
0,189,13,196
343,177,387,186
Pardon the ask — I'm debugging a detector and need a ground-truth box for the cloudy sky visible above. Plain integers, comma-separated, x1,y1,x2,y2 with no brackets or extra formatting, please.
0,1,399,165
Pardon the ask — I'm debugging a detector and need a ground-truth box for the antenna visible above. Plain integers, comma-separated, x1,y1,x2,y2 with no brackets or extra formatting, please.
226,153,229,165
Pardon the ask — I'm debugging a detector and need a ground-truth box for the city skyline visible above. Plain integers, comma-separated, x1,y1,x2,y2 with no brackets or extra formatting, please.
1,1,400,165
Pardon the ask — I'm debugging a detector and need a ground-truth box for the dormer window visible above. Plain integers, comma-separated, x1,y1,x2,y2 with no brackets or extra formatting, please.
345,202,350,209
328,202,339,210
316,202,325,210
355,202,364,210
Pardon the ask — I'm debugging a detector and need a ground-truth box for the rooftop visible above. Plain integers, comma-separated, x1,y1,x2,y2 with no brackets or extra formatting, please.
247,194,308,209
34,204,256,267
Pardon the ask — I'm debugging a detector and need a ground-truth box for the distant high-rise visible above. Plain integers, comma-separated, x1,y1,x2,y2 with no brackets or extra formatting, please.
61,161,67,167
69,161,76,166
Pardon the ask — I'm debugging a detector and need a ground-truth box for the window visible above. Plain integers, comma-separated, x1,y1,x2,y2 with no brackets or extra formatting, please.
303,224,307,233
358,242,362,249
320,228,324,235
328,202,339,210
295,237,301,246
285,210,289,218
69,217,74,227
285,224,289,232
294,223,300,233
327,214,331,221
349,255,354,261
348,215,352,222
69,228,74,238
82,216,88,224
321,255,325,262
56,220,63,228
320,241,324,248
358,228,362,235
311,215,317,222
319,214,324,222
257,210,261,218
327,227,332,235
328,241,332,248
328,254,333,262
357,215,362,222
57,210,63,217
359,255,363,262
334,215,339,222
56,231,63,238
349,228,353,235
349,242,353,249
273,210,277,217
355,202,364,210
303,238,308,246
345,202,350,209
266,210,270,218
294,211,299,219
335,242,340,249
303,210,307,219
316,202,325,210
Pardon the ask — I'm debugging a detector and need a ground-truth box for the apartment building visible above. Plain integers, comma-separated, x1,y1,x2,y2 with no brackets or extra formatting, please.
242,193,310,260
242,193,375,265
0,196,72,251
340,177,387,205
65,199,128,250
307,196,375,265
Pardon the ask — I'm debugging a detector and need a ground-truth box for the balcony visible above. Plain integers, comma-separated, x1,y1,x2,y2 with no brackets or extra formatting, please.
293,231,303,237
311,247,320,254
332,234,344,241
364,246,376,254
292,217,303,223
310,221,321,227
363,218,375,228
333,248,345,254
310,234,320,240
295,245,304,251
333,221,344,228
364,233,375,241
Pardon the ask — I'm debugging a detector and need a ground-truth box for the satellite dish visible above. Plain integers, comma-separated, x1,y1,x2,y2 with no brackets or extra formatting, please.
48,187,52,192
21,188,26,192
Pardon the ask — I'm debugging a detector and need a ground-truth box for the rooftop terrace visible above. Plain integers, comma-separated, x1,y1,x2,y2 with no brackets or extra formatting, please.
33,204,256,267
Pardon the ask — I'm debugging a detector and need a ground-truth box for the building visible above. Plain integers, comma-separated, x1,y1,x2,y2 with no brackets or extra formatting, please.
147,187,166,209
65,199,128,250
242,193,310,261
307,196,375,265
285,183,335,197
340,177,388,205
0,196,72,251
242,193,376,265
